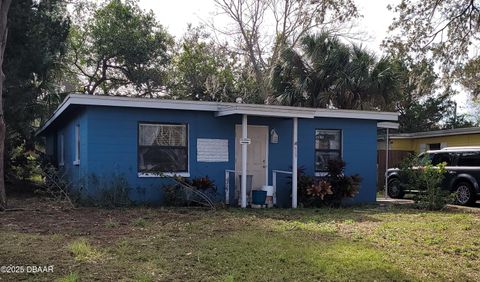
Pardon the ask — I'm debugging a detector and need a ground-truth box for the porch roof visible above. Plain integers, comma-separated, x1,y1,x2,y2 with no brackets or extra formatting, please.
37,94,399,135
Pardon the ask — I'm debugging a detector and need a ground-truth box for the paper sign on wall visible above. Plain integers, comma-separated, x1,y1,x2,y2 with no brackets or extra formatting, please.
197,139,229,162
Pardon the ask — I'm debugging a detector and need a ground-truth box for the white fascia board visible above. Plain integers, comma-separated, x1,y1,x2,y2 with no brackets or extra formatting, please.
314,109,399,121
215,108,315,118
391,131,480,139
36,94,219,136
68,95,219,111
378,122,400,129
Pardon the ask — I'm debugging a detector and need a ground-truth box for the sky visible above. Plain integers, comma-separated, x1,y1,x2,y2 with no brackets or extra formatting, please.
137,0,470,114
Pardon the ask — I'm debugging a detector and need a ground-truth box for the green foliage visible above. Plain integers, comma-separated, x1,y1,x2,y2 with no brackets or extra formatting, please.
68,0,173,96
385,0,480,78
399,155,454,210
5,0,70,185
170,26,237,102
271,32,399,110
297,160,361,208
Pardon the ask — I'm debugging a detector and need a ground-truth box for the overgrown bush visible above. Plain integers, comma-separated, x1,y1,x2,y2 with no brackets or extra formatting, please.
297,160,361,208
399,155,454,210
89,173,131,208
163,176,216,207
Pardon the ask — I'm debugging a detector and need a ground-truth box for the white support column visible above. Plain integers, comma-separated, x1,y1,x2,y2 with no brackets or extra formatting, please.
384,128,389,198
241,114,248,208
292,117,298,208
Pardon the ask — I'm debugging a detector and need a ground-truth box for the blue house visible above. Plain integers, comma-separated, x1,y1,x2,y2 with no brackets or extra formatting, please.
37,94,398,208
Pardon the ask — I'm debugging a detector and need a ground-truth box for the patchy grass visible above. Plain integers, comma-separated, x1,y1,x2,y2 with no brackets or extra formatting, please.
68,239,103,262
55,272,79,282
1,198,480,281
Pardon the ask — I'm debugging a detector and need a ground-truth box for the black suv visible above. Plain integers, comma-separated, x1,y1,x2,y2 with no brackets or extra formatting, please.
387,147,480,206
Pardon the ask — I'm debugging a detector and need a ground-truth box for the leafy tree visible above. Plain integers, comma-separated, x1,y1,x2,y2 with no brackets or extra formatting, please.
271,33,399,110
385,0,480,77
2,0,69,199
169,26,237,102
0,0,11,209
213,0,359,100
67,0,173,97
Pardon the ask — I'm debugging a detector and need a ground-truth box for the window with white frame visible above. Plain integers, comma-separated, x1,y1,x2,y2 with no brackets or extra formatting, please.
59,133,64,166
74,124,80,165
138,123,188,173
315,129,342,172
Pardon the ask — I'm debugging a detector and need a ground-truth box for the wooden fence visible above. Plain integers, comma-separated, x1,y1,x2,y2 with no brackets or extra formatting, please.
377,150,414,190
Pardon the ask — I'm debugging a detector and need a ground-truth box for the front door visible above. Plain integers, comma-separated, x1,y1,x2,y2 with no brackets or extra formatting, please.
235,125,268,202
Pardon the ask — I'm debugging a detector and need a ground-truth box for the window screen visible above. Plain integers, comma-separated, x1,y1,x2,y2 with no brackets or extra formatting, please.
315,129,342,172
138,123,188,173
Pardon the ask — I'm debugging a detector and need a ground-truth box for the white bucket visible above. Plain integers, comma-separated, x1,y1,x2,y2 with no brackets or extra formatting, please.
262,185,274,196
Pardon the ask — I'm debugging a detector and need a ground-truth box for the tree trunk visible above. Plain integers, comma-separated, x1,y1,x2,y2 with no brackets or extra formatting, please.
0,0,12,210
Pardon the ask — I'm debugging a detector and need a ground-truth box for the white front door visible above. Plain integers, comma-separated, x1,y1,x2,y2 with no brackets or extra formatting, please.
235,125,268,201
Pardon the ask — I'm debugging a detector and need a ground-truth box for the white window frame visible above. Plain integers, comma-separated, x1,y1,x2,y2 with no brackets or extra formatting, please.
73,124,80,165
59,133,64,166
137,122,189,177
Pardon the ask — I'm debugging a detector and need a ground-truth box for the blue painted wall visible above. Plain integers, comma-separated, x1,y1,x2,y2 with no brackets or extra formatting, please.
44,106,378,206
46,108,89,192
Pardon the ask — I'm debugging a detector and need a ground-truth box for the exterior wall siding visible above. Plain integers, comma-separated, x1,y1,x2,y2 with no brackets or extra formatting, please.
389,134,480,153
45,106,379,206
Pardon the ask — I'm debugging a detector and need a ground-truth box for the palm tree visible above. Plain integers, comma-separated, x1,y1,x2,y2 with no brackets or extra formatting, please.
271,33,399,110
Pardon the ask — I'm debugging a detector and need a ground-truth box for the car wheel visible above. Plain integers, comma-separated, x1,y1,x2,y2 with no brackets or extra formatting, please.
454,182,476,206
387,178,404,199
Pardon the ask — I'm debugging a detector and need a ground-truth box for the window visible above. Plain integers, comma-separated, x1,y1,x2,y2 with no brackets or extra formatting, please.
430,152,453,166
138,123,188,173
73,125,80,165
59,134,64,166
428,143,441,150
315,129,342,172
458,152,480,166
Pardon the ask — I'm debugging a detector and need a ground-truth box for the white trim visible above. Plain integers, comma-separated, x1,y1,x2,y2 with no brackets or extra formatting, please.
216,107,315,118
264,126,269,186
37,94,399,135
138,172,190,178
378,122,399,129
241,115,248,208
315,109,398,121
292,117,298,209
74,124,80,165
59,133,64,166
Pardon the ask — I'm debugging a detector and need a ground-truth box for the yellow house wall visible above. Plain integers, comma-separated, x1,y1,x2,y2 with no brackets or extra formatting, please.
390,133,480,153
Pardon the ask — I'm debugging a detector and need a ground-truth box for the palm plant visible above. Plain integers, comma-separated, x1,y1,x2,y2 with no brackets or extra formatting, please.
271,32,399,110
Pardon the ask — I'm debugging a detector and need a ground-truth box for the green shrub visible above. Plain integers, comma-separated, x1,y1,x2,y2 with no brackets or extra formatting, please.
399,156,454,210
297,160,362,207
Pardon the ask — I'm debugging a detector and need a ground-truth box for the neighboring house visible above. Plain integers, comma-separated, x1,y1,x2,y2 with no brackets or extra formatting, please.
377,127,480,188
37,94,398,208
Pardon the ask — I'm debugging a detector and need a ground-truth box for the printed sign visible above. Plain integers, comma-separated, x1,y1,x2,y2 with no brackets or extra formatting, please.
197,139,229,162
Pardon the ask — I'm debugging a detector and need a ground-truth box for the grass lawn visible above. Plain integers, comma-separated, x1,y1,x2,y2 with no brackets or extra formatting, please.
1,197,480,281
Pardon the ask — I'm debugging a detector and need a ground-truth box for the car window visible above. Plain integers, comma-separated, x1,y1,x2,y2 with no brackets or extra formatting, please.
431,153,453,166
457,152,480,166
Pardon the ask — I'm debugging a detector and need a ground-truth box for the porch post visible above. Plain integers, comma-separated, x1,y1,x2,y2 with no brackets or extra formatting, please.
384,128,390,198
292,117,298,208
241,114,248,208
